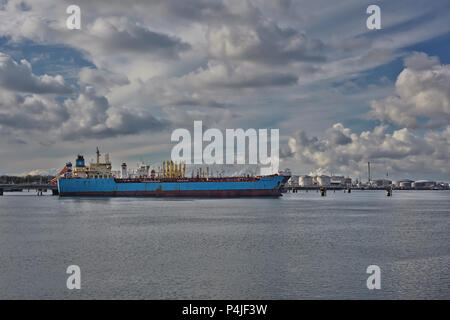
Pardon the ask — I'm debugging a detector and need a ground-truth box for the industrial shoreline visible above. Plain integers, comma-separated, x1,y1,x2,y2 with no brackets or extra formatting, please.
286,176,450,191
1,153,448,196
286,161,449,191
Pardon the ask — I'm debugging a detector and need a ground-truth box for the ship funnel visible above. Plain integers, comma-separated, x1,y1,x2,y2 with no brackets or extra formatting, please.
121,162,128,178
76,155,85,167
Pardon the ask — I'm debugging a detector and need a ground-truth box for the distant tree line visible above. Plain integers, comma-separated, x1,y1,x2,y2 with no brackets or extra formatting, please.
0,175,55,184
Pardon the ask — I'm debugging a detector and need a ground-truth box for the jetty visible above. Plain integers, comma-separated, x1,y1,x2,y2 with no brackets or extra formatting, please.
0,184,58,195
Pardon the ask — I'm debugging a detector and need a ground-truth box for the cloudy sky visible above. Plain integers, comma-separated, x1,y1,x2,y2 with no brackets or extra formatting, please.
0,0,449,180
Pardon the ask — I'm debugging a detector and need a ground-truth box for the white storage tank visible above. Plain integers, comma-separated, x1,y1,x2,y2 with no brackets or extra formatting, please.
299,175,314,187
315,175,331,186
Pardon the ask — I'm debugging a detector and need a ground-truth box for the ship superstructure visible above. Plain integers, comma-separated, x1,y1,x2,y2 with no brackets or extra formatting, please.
71,147,113,179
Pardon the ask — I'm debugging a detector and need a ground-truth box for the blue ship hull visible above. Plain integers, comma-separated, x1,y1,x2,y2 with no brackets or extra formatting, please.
57,175,289,198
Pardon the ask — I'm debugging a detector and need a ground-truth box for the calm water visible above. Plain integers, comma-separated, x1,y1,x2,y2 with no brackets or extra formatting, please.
0,190,449,299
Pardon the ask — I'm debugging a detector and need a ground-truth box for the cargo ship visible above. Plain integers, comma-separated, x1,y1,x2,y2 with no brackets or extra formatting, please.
56,148,290,198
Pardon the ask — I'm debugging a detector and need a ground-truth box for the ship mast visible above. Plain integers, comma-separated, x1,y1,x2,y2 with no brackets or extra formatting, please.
96,147,100,164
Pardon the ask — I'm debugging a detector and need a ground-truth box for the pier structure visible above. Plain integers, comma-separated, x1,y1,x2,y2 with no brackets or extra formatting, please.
0,184,58,196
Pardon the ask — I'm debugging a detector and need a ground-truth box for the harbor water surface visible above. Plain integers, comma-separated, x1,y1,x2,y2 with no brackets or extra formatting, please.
0,190,449,299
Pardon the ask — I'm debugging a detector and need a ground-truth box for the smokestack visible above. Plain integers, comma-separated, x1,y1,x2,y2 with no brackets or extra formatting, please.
368,162,371,183
121,162,127,178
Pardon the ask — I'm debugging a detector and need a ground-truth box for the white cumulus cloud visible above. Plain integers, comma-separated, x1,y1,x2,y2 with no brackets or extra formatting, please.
370,52,450,129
